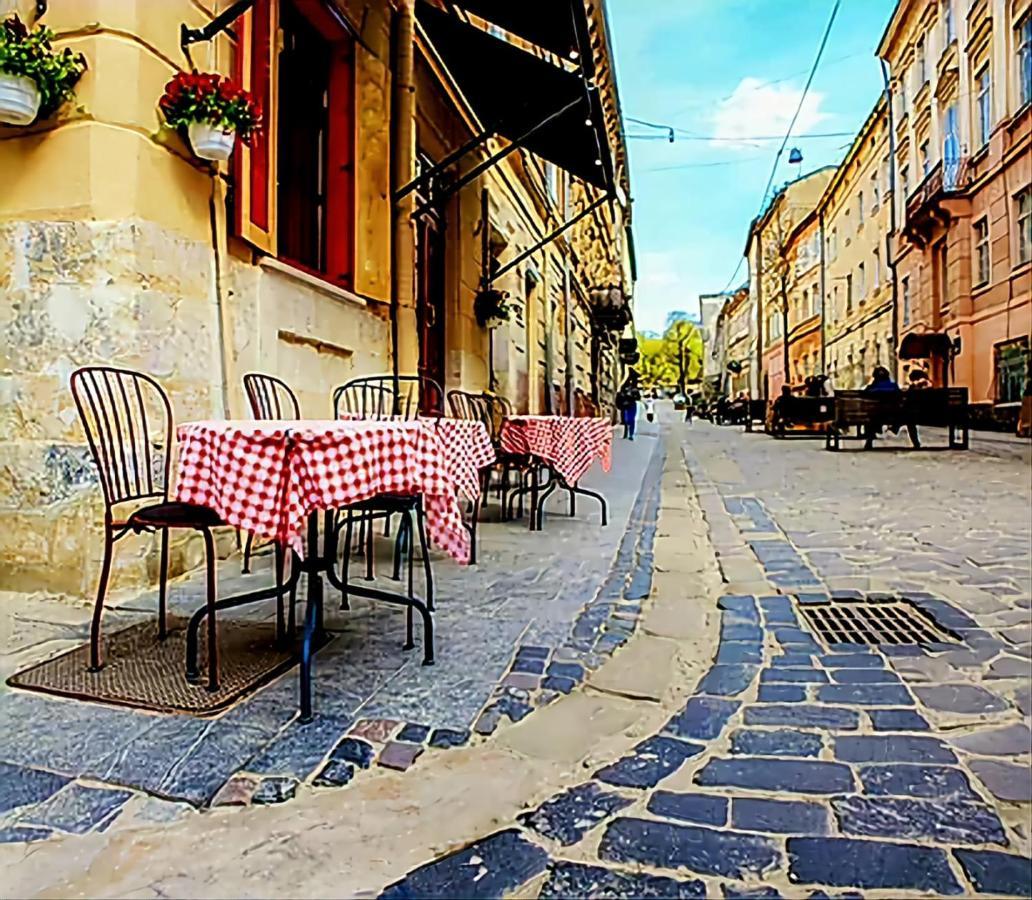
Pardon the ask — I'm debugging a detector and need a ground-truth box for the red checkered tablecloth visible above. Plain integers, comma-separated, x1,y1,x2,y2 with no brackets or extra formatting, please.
499,415,613,485
173,419,494,564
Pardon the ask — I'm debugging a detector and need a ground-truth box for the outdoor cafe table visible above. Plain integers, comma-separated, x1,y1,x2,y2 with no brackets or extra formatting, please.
499,415,612,530
173,417,495,720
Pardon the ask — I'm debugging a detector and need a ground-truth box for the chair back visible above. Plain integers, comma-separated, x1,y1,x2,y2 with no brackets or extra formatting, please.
333,375,444,421
70,366,173,509
447,389,491,427
244,372,301,420
481,393,513,444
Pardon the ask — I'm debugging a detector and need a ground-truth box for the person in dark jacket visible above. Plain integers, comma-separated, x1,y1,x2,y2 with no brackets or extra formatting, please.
862,366,919,448
616,374,641,440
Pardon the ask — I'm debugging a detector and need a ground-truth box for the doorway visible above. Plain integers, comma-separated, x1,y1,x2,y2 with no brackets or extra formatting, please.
414,152,446,410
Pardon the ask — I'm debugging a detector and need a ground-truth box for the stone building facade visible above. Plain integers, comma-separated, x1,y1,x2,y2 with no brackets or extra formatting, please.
879,0,1030,418
821,98,895,391
0,0,632,599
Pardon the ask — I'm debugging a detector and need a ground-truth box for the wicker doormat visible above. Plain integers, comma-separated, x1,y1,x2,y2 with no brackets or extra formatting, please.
7,616,321,716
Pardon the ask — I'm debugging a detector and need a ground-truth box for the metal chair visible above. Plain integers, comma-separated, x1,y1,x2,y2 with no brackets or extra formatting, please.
330,375,440,652
446,389,496,564
70,366,224,690
481,393,530,519
242,372,300,637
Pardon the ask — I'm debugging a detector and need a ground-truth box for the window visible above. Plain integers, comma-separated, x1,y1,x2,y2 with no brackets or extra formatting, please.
1017,188,1032,264
974,218,990,286
801,289,808,320
858,263,867,300
871,173,880,210
976,65,992,146
545,162,559,202
873,248,881,288
902,277,911,325
273,1,356,287
901,165,910,197
846,273,854,311
1019,13,1032,109
920,140,931,176
858,191,865,225
832,285,839,320
995,339,1030,403
916,38,927,85
942,103,959,185
943,0,954,44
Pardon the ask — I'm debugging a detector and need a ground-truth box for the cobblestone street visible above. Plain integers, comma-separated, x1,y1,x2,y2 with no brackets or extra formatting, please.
1,415,1030,898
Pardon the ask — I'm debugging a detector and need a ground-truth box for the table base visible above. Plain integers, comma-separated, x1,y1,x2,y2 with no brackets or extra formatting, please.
504,461,608,531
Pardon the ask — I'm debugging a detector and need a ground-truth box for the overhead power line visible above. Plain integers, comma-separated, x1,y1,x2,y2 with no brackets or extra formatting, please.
625,118,853,143
720,0,843,294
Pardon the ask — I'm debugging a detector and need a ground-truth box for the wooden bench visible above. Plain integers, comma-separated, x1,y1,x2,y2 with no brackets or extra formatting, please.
767,396,834,438
741,400,768,432
825,388,969,451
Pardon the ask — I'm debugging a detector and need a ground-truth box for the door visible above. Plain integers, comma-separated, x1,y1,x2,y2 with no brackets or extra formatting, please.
414,152,446,411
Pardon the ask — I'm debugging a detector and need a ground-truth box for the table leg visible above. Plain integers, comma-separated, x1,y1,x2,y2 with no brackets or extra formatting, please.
299,512,323,724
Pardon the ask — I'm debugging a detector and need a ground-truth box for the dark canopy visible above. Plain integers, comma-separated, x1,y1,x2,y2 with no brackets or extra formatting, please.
445,0,594,72
899,332,954,360
418,1,612,191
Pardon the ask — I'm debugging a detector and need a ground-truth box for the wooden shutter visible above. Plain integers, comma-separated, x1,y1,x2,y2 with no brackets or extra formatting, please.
234,0,278,254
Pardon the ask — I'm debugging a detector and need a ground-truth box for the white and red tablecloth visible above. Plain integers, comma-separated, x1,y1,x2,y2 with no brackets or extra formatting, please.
173,419,494,564
499,415,613,485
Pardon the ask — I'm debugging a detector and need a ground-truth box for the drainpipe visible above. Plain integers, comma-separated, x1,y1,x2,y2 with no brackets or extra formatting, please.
563,185,574,413
819,209,827,374
754,232,764,399
881,59,901,381
391,0,417,402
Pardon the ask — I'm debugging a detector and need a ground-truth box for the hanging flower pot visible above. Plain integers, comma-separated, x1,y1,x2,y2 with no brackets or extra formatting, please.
0,73,39,125
474,288,512,329
0,14,87,126
159,71,261,163
187,121,236,161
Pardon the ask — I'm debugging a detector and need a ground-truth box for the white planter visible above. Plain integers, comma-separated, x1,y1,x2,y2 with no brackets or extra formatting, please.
0,73,41,126
485,315,508,330
188,122,237,162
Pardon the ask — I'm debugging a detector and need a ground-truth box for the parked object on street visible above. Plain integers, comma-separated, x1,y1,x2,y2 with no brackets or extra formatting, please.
826,388,969,451
0,13,87,125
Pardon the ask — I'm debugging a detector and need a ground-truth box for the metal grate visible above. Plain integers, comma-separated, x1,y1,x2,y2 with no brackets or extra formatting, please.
798,599,959,647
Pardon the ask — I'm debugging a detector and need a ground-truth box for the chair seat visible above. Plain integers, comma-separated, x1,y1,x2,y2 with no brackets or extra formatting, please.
346,493,420,513
124,501,223,530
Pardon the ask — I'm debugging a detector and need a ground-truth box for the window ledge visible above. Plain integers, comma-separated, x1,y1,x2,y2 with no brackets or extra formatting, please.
260,257,369,309
972,280,992,298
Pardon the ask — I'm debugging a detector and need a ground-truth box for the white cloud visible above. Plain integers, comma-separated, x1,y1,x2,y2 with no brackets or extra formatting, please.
711,77,827,150
634,251,701,333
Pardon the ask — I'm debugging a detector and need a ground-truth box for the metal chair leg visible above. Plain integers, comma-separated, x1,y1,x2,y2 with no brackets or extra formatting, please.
415,501,435,612
403,509,415,651
274,541,287,644
365,512,375,581
201,528,219,692
242,531,254,574
157,527,169,640
392,514,410,581
89,526,115,672
341,512,353,610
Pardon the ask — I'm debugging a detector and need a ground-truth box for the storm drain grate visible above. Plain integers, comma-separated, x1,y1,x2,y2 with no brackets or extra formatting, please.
798,599,959,647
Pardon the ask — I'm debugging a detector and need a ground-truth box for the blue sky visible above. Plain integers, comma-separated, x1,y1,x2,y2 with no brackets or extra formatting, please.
607,0,899,333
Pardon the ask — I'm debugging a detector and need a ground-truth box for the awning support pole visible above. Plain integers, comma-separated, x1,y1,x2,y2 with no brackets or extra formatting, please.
490,193,609,283
394,128,495,202
409,96,582,221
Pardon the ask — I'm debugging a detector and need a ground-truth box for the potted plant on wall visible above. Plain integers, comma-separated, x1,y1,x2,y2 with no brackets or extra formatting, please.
0,14,87,126
474,287,512,330
159,72,261,162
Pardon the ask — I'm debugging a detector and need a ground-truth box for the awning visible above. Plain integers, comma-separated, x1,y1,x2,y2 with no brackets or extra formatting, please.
417,1,612,191
899,332,953,359
444,0,594,73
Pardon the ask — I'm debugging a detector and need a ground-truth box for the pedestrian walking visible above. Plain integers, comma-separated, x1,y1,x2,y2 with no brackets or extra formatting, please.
645,395,656,423
684,395,694,424
616,374,641,440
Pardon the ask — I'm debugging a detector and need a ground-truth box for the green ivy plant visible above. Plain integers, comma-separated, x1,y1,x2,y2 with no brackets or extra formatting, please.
0,14,87,120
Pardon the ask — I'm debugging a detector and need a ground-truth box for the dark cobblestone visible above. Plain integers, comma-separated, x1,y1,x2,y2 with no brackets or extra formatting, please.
730,729,823,758
0,762,70,815
865,709,930,731
834,735,956,764
539,861,706,899
732,797,828,834
695,758,854,794
817,684,914,706
819,654,883,669
722,887,782,899
832,796,1007,845
330,737,375,768
396,724,430,744
251,776,297,805
378,829,548,899
665,698,740,741
787,837,961,893
520,783,632,846
599,817,782,880
760,669,829,684
647,791,728,826
427,728,470,749
595,736,704,789
757,684,806,702
858,764,978,800
953,849,1032,896
696,666,758,697
18,783,131,833
829,669,901,684
744,705,860,730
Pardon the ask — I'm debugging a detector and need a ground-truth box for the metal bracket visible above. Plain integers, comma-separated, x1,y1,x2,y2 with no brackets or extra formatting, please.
489,193,610,284
181,0,257,50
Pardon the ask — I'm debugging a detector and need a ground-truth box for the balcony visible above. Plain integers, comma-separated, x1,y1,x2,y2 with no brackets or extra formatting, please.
903,158,971,247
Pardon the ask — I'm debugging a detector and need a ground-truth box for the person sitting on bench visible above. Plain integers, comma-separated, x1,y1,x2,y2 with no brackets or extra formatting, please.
863,366,919,449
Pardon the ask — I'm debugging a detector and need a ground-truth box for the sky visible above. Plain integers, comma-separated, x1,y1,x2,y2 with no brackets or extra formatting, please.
606,0,900,334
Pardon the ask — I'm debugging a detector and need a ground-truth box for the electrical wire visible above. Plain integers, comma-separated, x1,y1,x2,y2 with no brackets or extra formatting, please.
719,0,843,293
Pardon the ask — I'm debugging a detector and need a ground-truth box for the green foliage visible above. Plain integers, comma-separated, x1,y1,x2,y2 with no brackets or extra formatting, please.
0,14,87,119
637,319,704,390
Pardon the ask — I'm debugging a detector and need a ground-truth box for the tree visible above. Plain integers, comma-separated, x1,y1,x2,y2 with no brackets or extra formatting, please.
761,208,794,388
663,318,704,393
